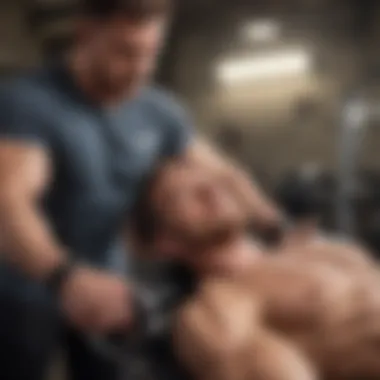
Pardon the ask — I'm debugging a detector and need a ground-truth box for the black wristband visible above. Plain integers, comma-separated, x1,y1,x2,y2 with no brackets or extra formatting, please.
45,261,75,295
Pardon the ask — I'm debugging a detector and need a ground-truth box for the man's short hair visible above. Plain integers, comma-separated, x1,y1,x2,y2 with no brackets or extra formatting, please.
81,0,172,20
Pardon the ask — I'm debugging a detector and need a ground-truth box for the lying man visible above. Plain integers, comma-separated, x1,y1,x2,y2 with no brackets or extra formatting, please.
131,159,380,380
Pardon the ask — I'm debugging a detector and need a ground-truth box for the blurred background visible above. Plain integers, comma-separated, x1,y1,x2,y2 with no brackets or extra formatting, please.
3,0,380,251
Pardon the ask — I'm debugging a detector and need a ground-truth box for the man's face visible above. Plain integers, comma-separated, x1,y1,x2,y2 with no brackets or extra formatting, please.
151,162,249,247
79,16,166,98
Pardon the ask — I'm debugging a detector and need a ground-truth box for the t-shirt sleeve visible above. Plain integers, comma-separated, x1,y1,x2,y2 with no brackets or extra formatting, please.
158,95,194,158
0,84,52,147
164,105,193,158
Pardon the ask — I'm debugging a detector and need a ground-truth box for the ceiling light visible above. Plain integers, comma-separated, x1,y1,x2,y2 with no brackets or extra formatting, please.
217,49,311,84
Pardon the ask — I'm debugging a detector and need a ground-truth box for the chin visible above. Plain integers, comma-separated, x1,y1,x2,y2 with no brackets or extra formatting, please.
103,81,137,99
122,85,140,98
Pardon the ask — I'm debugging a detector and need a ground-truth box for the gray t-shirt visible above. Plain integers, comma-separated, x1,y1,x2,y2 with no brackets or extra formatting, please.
0,63,192,268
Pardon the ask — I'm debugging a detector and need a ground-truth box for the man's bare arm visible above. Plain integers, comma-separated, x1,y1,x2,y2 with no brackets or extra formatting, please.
174,279,316,380
173,279,261,380
183,138,281,227
0,142,66,279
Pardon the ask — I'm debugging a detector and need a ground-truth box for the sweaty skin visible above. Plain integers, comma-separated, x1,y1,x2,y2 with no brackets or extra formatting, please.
173,234,380,380
144,161,380,380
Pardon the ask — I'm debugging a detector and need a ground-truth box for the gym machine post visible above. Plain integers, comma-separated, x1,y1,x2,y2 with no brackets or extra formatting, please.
336,82,380,237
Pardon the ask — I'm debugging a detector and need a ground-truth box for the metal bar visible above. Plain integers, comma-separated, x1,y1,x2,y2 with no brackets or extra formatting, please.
336,93,369,236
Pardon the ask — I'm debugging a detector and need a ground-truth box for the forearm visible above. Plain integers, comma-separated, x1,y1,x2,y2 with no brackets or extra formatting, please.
186,139,280,224
223,164,279,221
0,196,66,280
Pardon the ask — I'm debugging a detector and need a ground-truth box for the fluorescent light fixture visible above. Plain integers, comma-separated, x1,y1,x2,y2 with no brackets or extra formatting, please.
242,20,280,42
217,49,311,84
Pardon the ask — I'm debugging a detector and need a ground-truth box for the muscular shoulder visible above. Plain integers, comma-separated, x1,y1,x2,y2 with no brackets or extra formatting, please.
0,68,64,144
0,68,57,111
317,237,373,269
320,235,366,255
140,86,189,122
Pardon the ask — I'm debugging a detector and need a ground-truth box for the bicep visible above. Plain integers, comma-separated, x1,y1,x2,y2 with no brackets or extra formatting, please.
0,142,51,201
0,87,54,200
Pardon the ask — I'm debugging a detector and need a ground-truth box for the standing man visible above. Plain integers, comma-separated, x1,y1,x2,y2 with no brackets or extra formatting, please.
0,0,280,379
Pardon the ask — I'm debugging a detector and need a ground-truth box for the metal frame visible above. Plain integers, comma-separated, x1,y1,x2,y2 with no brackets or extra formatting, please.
336,88,375,236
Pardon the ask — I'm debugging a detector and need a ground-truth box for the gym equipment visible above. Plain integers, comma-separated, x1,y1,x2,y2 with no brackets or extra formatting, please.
90,261,195,380
336,80,380,237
